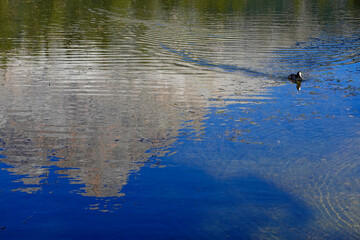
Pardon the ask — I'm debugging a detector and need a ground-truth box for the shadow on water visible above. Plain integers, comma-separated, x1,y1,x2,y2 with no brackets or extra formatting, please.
119,166,313,240
0,153,312,240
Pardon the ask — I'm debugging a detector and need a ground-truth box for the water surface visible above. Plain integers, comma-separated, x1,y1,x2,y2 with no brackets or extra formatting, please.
1,0,360,239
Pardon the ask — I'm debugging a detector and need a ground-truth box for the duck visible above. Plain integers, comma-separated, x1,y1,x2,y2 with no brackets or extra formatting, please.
288,71,303,81
288,71,303,91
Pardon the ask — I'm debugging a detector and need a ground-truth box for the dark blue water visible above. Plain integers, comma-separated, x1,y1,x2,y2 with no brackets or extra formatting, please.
1,0,360,239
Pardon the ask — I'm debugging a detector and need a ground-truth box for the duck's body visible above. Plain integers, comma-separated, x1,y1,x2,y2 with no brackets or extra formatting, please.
288,71,303,81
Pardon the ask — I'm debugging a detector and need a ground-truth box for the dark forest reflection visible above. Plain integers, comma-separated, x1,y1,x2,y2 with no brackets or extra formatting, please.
0,0,360,239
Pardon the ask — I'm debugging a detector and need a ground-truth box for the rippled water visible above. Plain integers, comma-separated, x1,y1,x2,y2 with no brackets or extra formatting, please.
1,0,360,239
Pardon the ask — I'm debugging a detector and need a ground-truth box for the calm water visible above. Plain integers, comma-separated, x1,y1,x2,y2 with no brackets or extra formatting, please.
1,0,360,239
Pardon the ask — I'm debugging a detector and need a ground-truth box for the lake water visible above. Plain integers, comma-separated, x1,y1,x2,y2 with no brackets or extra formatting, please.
1,0,360,239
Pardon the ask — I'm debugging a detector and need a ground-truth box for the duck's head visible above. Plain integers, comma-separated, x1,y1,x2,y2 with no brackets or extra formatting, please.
297,71,303,78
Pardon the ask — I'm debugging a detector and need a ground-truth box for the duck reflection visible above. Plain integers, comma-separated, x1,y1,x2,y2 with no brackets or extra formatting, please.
291,79,302,91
